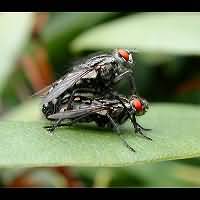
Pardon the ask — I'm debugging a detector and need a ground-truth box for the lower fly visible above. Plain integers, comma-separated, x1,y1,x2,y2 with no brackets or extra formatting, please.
44,94,152,152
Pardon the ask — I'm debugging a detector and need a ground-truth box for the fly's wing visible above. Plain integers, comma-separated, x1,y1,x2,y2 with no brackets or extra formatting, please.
32,52,114,100
32,85,53,97
42,67,95,105
31,67,84,98
48,104,109,120
84,54,114,69
42,55,115,105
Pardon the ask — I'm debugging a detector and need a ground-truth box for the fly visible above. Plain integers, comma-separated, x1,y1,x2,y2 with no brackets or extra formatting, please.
44,94,152,152
38,48,137,118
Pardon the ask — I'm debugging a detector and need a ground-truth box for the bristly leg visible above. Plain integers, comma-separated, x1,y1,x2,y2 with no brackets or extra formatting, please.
113,70,137,95
44,118,64,133
134,125,152,141
136,123,152,131
44,121,73,130
118,133,136,152
106,113,136,152
130,114,152,141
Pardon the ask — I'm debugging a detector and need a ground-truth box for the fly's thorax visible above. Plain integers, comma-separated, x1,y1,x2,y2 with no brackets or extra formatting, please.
124,101,131,108
73,76,101,92
82,70,98,79
110,104,124,117
98,63,115,81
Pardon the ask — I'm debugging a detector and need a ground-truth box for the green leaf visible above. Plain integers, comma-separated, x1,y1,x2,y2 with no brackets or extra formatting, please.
0,13,33,93
4,98,41,122
41,12,118,65
1,103,200,167
123,162,192,186
42,12,117,44
71,12,200,55
74,160,200,186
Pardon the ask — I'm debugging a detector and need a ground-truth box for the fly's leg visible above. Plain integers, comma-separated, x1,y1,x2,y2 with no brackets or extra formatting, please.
132,115,152,141
106,113,120,133
111,94,136,123
106,113,136,152
113,71,131,84
66,88,80,110
113,70,137,95
135,127,152,141
44,109,97,132
136,123,152,131
44,114,84,130
67,88,96,110
44,120,73,131
128,72,137,95
113,95,152,141
53,99,62,114
126,71,137,95
44,118,64,134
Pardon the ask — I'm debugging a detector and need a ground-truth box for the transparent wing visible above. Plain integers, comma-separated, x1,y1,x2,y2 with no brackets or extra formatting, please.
32,51,114,100
31,67,88,98
42,67,95,105
42,55,115,104
48,104,108,120
31,84,53,98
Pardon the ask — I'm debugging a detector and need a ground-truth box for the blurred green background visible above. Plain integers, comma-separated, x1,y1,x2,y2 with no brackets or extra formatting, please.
0,12,199,187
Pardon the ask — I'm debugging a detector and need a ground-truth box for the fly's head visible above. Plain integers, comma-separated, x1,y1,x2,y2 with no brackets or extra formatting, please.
129,95,149,116
113,48,136,69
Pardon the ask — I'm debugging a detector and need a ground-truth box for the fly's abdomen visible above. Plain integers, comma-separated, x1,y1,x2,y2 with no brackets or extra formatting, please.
42,103,56,119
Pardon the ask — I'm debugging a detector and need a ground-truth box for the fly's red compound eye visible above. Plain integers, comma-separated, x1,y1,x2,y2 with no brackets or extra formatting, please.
118,48,129,62
132,99,143,111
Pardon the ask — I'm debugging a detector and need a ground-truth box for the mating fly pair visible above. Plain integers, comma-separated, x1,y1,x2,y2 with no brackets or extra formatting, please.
41,48,136,118
38,48,152,152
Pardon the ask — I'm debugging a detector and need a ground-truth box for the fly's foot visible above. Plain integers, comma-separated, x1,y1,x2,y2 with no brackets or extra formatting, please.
134,125,152,141
118,133,136,152
44,125,56,135
136,123,152,131
126,143,136,152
